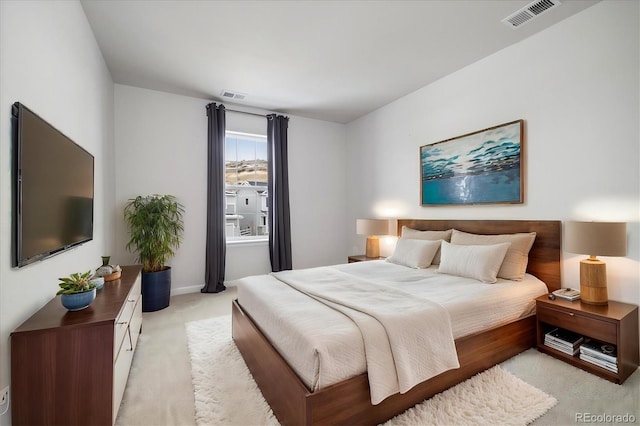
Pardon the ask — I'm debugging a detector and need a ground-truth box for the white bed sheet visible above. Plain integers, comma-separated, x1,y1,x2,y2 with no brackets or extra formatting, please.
236,260,548,392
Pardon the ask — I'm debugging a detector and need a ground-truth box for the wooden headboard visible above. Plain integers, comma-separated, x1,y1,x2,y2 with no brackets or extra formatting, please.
396,219,561,292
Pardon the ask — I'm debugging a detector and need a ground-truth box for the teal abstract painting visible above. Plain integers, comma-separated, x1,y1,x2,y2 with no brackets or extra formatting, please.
420,120,524,205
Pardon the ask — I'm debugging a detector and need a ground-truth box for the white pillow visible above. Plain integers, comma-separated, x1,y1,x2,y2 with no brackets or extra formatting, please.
400,227,453,265
450,230,536,281
386,238,442,269
438,241,511,283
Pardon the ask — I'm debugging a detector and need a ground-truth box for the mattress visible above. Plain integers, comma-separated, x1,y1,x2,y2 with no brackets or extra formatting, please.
236,260,548,392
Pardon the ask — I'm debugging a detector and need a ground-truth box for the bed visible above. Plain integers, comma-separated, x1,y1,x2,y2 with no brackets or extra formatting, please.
232,219,561,425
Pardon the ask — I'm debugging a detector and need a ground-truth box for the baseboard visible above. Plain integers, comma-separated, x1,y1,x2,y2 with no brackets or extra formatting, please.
171,285,202,296
170,281,237,296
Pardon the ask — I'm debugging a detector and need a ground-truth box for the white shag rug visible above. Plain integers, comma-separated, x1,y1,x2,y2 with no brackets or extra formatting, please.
186,315,557,426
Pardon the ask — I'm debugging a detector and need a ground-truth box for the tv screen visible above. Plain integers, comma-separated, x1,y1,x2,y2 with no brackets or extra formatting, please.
12,102,94,267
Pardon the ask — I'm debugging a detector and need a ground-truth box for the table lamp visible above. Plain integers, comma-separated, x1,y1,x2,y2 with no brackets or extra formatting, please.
565,221,626,305
356,219,390,258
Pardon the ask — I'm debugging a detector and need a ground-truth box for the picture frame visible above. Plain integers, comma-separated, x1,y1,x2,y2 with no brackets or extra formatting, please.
420,119,524,206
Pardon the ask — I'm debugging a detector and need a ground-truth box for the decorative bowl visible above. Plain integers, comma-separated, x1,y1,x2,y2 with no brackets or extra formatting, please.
103,270,121,282
60,288,96,311
96,265,114,277
90,276,105,290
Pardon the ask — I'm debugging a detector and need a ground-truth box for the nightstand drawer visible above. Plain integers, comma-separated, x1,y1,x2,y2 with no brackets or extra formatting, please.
537,305,616,343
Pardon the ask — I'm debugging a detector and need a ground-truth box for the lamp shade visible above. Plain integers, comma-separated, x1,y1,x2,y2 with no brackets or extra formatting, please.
565,221,627,257
356,219,389,236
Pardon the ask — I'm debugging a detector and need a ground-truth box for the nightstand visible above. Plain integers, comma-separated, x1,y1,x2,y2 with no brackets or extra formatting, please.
536,295,639,384
348,255,385,263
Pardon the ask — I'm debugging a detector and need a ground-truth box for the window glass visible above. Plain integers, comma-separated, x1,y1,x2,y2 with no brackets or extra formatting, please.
225,131,268,241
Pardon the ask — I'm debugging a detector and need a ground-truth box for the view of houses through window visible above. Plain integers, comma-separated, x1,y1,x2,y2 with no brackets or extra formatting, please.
225,131,268,241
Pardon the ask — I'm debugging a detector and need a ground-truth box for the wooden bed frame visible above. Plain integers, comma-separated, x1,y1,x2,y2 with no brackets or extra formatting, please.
232,219,561,425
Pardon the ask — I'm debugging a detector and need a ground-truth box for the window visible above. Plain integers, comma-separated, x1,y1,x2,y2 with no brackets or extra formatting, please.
225,131,268,241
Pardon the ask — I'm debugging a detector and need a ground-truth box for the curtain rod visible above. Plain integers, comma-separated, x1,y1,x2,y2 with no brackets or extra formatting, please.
226,108,267,118
225,107,287,119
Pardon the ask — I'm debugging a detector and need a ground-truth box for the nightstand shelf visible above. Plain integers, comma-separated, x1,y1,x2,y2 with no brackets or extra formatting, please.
348,255,386,263
536,296,639,384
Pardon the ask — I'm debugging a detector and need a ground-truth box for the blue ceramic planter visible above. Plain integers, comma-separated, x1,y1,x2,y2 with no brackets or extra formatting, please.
142,267,171,312
60,288,96,311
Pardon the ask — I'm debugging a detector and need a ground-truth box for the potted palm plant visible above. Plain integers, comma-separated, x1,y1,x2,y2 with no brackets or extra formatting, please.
57,270,97,311
124,194,184,312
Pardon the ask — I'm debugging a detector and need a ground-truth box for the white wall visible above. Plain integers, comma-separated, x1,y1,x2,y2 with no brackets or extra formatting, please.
288,115,349,269
113,85,208,292
346,0,639,310
114,85,348,292
0,1,114,423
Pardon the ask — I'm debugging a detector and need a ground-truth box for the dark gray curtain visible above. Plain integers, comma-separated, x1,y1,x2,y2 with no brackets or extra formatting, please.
267,114,292,272
202,103,226,293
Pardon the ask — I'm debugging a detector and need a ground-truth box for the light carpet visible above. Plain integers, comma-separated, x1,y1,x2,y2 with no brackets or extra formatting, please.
186,315,557,426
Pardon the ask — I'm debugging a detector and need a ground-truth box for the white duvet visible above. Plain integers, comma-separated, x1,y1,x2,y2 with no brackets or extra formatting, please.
273,267,459,404
236,260,548,400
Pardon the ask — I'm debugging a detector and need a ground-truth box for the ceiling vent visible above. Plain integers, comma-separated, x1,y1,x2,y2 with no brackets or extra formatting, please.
221,90,247,101
502,0,561,29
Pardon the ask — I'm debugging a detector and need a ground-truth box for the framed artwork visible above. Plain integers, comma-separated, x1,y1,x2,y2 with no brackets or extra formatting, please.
420,120,524,205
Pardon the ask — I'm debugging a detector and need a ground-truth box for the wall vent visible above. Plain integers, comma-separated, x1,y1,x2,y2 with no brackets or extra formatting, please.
502,0,561,29
221,90,247,100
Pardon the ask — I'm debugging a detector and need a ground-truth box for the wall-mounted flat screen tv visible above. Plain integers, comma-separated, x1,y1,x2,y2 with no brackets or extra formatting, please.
12,102,94,267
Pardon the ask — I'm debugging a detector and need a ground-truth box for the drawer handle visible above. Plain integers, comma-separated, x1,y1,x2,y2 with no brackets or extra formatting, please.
126,327,134,351
566,312,575,317
117,321,128,325
127,299,136,303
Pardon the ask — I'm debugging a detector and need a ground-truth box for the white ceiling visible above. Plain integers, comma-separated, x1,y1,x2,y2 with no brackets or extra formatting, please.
81,0,598,124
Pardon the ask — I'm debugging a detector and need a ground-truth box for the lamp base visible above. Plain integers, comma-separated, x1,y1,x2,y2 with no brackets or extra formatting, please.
579,257,608,305
365,236,380,258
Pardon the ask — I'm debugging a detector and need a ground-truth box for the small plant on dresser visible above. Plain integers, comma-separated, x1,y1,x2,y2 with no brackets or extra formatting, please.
57,270,97,311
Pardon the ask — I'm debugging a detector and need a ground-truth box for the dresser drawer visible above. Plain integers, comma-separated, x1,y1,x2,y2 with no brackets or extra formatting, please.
113,331,135,420
537,304,616,343
114,276,142,358
129,295,142,352
113,283,142,421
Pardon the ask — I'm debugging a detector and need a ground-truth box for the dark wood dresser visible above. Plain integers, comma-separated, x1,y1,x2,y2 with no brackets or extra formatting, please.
11,265,142,425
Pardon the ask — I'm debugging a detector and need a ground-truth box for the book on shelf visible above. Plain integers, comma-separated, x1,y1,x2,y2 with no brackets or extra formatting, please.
552,288,581,301
579,353,618,373
579,339,617,364
545,328,584,348
544,339,580,356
